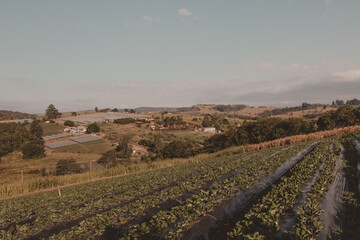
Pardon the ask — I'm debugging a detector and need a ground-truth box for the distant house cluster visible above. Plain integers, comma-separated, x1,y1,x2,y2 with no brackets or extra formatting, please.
64,126,87,134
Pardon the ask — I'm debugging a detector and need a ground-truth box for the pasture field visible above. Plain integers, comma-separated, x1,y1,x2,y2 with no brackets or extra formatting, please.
1,134,358,239
39,123,65,136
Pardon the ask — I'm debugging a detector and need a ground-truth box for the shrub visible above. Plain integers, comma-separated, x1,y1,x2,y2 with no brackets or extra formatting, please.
97,150,117,168
56,159,82,175
113,118,136,124
21,142,45,159
163,139,196,159
86,123,100,133
115,135,133,158
64,120,75,127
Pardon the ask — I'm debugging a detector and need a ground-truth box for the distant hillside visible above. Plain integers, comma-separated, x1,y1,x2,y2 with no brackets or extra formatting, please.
177,104,336,121
0,110,33,121
134,107,192,113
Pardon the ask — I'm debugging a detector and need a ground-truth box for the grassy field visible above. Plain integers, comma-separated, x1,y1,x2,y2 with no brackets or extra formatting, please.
40,122,65,135
162,130,212,143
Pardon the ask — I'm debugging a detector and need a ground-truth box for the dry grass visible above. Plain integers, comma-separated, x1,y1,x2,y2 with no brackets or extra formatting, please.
230,106,278,117
270,107,336,119
177,104,336,120
0,154,206,199
163,130,212,143
0,150,102,185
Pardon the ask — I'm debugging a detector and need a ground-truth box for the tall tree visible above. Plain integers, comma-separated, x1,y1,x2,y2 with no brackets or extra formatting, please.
97,150,117,168
115,134,133,158
46,104,61,119
30,120,43,139
86,123,100,133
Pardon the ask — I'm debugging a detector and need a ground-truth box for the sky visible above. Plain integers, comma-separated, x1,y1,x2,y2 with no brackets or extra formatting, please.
1,0,360,114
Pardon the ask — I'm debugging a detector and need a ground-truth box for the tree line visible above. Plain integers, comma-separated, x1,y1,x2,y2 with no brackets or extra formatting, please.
204,105,360,152
0,120,45,160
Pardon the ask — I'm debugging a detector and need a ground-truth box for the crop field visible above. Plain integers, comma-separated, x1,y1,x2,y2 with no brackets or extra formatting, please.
0,135,359,239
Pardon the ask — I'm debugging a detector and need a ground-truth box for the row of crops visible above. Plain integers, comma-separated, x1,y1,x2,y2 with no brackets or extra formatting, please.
0,134,359,239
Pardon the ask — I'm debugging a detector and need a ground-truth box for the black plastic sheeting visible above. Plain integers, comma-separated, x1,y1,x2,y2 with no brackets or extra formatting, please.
277,148,328,238
182,142,319,240
318,145,346,240
352,138,360,194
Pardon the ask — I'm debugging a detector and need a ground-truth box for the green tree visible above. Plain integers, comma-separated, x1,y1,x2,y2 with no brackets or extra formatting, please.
71,112,77,116
95,107,99,112
153,135,165,158
14,124,28,149
56,159,82,175
46,104,61,119
86,123,100,133
202,115,213,127
163,139,196,159
21,141,45,159
97,150,117,168
30,120,43,138
333,105,356,127
115,134,133,158
64,120,75,127
113,118,135,124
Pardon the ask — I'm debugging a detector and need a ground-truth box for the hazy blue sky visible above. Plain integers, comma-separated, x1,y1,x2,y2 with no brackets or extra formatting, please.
1,0,360,113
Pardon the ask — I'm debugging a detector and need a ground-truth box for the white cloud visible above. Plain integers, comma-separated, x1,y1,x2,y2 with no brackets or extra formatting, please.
143,16,152,22
331,69,360,81
178,8,192,17
193,16,200,21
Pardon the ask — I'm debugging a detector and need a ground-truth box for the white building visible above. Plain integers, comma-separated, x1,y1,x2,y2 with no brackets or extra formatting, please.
203,127,217,133
64,126,87,134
